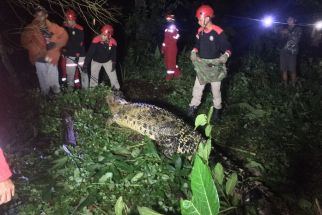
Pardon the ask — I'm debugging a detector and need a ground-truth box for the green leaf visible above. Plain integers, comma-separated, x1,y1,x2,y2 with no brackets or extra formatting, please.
99,172,113,183
298,198,312,211
213,163,224,185
180,200,200,215
225,173,238,196
197,140,211,163
205,125,213,138
190,156,220,215
137,206,163,215
207,106,214,124
115,196,126,215
195,114,207,129
51,156,68,169
131,172,144,182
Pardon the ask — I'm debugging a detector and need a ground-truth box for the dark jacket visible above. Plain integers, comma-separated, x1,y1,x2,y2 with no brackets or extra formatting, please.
84,36,117,68
194,24,231,59
63,23,86,57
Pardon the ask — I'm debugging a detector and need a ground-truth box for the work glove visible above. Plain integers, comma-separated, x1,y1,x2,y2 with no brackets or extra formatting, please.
190,51,198,62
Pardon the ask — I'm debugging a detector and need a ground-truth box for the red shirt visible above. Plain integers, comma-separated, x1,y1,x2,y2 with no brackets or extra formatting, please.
0,148,12,182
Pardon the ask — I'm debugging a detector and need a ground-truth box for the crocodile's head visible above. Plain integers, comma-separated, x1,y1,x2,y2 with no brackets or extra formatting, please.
105,90,127,114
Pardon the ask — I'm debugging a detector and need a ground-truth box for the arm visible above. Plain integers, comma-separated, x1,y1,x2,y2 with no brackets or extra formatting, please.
51,23,69,49
191,31,200,61
83,42,96,69
216,32,231,64
0,148,15,205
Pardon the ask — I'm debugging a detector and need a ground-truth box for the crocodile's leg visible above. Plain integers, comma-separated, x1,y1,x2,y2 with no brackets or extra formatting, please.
157,135,179,158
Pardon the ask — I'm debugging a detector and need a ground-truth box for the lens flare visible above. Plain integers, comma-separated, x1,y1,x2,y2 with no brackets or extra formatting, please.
262,16,274,27
315,21,322,30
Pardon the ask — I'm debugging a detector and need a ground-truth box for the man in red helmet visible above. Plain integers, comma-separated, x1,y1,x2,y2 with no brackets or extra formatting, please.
61,9,88,89
83,25,120,89
0,147,15,205
21,5,68,95
161,14,181,81
187,5,231,123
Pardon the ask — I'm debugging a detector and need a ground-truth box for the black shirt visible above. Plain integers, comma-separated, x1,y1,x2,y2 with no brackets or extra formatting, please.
194,25,231,59
84,36,117,67
63,24,86,57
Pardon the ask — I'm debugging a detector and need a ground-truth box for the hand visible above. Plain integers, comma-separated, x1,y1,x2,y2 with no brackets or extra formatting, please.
0,179,15,205
190,51,197,61
161,47,165,55
47,42,56,50
82,65,88,73
45,55,53,63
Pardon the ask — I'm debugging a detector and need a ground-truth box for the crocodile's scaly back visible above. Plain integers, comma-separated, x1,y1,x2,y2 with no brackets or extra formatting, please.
106,93,204,157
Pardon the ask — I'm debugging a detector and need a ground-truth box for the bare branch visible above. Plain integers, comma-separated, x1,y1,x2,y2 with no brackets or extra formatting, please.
5,0,121,30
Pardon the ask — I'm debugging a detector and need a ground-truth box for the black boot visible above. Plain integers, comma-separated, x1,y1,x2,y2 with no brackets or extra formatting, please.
213,108,222,123
187,106,198,118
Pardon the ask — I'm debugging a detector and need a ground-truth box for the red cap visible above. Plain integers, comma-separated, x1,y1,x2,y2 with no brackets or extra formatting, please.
65,9,77,21
195,5,214,19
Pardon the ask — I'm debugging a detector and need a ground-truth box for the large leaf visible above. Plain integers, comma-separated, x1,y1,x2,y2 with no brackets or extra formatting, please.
197,139,212,163
115,196,126,215
213,163,224,186
225,173,238,196
187,156,220,215
180,200,200,215
137,206,164,215
195,114,207,129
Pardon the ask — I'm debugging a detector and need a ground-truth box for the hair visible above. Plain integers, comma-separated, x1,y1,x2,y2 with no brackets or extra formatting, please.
34,5,48,15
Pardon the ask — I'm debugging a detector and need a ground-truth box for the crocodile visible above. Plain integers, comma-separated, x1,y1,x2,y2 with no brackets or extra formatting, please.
105,91,285,214
106,91,204,157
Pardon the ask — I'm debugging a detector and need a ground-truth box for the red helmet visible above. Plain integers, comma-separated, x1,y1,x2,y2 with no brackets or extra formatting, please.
65,9,77,21
165,14,175,21
195,5,214,19
100,24,114,36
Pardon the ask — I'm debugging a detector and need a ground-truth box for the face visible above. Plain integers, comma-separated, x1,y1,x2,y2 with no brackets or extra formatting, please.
34,11,47,23
101,34,108,41
66,20,76,26
197,16,209,27
198,16,206,26
287,17,295,26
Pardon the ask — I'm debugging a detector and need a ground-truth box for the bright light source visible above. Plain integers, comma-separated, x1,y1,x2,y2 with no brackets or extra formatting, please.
262,16,274,27
315,21,322,30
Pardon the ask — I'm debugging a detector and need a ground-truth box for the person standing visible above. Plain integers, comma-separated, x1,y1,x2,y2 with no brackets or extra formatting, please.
61,9,88,90
310,22,322,65
278,16,302,87
161,14,181,81
21,5,68,95
83,24,120,89
187,5,231,123
0,147,15,205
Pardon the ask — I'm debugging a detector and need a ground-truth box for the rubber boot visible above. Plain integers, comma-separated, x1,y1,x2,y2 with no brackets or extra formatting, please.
213,108,222,123
187,106,198,118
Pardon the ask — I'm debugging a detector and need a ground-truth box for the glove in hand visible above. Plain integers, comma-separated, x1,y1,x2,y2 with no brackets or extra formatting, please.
190,51,197,62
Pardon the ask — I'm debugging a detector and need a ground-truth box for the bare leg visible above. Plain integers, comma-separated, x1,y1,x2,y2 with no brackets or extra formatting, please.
282,70,288,87
290,72,296,87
